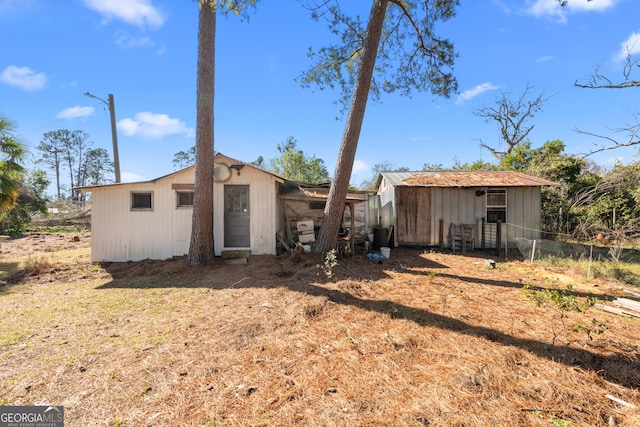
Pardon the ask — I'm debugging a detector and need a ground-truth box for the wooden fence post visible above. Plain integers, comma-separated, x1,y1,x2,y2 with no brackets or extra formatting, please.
496,220,502,257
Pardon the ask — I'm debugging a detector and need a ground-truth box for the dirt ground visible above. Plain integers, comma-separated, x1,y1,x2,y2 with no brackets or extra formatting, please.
0,233,639,426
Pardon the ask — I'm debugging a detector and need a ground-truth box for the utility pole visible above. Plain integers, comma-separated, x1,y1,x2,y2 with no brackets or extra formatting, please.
84,91,121,183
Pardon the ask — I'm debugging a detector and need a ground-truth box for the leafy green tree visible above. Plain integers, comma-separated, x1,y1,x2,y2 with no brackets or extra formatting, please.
251,155,266,169
80,148,114,187
422,159,499,172
572,162,640,240
421,162,445,172
38,129,93,200
37,130,64,199
452,159,500,171
301,0,458,253
173,146,196,170
0,114,26,216
0,170,50,235
502,140,599,235
270,137,329,184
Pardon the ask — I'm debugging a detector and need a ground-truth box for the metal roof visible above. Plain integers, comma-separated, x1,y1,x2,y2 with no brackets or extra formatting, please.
379,171,559,188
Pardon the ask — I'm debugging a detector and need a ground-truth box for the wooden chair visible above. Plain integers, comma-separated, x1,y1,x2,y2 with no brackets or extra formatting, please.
449,223,475,252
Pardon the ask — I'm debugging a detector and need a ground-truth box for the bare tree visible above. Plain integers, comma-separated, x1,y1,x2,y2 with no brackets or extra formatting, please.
572,53,640,156
575,52,640,90
473,84,549,160
573,113,640,157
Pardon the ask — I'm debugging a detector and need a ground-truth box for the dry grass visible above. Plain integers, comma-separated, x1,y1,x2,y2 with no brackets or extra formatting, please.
0,234,639,426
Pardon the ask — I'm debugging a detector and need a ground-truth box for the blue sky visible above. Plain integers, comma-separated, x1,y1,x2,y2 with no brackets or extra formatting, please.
1,0,639,192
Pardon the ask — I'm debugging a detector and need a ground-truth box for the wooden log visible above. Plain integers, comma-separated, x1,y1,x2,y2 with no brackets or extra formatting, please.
276,230,291,252
595,303,640,318
612,298,640,314
623,289,640,299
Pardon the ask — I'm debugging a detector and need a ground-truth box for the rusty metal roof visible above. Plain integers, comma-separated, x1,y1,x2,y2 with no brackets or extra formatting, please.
380,171,559,188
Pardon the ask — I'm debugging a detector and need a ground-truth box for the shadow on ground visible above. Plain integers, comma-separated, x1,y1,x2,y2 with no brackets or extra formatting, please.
97,247,640,390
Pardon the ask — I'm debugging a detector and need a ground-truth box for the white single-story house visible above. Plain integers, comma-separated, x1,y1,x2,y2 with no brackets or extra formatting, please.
370,171,558,249
78,153,285,262
78,153,372,262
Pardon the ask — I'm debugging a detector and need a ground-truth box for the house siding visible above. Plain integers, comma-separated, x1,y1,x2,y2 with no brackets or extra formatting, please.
212,164,279,255
90,168,195,262
505,186,541,241
86,154,282,262
373,175,544,248
431,187,485,246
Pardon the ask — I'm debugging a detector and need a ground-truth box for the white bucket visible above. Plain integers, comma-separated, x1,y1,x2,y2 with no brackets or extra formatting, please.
380,247,390,258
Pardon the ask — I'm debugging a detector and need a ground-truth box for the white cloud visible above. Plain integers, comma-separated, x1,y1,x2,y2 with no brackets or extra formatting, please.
118,112,193,139
526,0,567,22
115,33,154,49
0,65,47,91
525,0,616,23
83,0,165,29
114,31,165,55
56,106,95,119
565,0,616,12
616,31,640,60
456,82,499,105
536,55,554,63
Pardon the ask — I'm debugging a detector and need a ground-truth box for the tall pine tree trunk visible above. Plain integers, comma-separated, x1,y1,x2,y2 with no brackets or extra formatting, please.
314,0,388,253
188,1,216,266
54,156,61,200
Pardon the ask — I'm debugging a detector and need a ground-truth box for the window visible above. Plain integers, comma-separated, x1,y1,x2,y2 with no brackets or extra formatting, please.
486,189,506,223
131,192,153,210
176,191,194,208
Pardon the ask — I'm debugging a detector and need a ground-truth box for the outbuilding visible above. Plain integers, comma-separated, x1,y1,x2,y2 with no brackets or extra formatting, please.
371,171,558,250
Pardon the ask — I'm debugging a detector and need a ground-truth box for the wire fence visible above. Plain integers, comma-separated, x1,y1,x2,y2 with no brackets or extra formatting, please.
514,237,611,262
485,222,639,265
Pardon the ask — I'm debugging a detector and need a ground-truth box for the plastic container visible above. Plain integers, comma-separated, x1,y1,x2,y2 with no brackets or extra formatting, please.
380,247,390,258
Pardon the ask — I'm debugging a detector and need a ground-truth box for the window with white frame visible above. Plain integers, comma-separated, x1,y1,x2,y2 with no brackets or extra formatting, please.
131,192,153,211
176,190,194,208
486,189,506,223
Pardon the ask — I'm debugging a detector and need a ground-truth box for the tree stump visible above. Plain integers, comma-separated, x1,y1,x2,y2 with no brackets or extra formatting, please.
290,243,304,264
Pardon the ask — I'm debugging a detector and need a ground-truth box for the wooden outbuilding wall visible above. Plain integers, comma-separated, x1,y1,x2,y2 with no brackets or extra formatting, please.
373,180,543,248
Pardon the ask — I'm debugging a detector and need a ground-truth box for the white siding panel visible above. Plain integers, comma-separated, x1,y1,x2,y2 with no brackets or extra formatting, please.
213,163,278,256
431,188,496,247
88,157,282,261
377,182,395,230
91,183,174,262
505,187,543,243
